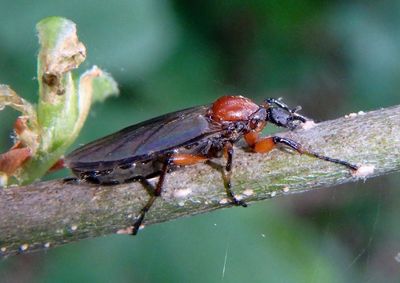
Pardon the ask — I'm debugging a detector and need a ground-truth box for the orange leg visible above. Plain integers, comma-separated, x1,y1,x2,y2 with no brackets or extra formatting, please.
170,153,208,166
245,131,276,153
253,137,276,153
172,150,247,207
244,131,358,170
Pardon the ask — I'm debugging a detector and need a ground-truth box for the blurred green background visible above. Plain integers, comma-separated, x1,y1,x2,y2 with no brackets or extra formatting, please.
1,1,400,282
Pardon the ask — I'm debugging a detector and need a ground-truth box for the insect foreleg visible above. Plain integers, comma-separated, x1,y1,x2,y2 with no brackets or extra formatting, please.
264,136,359,171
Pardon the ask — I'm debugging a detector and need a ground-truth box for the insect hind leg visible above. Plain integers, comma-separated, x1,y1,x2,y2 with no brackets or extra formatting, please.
131,160,171,235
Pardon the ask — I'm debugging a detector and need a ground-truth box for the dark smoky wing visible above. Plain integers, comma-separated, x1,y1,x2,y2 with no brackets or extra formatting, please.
66,105,219,170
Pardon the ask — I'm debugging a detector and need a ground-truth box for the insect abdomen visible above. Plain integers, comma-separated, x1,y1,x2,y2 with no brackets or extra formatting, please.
73,158,164,185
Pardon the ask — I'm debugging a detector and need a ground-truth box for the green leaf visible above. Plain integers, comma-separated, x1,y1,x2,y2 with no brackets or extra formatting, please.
0,17,119,186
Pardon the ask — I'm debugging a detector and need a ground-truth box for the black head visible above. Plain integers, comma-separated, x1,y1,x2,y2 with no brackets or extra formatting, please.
264,98,307,130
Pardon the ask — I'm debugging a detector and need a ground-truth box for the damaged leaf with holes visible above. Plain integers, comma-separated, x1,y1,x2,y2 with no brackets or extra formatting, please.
0,16,119,186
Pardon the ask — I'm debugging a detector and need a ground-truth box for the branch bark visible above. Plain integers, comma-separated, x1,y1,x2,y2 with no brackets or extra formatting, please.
1,105,399,256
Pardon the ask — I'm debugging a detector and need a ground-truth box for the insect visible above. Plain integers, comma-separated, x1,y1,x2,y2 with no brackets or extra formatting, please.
65,96,358,234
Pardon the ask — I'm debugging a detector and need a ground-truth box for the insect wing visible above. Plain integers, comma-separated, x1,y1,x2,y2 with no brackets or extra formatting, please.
66,106,217,170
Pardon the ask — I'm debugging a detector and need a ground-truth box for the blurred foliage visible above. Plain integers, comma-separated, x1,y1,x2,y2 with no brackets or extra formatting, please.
1,1,400,282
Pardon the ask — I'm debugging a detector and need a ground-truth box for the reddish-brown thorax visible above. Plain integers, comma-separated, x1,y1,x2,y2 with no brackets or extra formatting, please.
208,95,260,122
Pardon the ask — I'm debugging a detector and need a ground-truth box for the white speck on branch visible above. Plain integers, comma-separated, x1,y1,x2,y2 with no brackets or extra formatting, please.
0,105,399,257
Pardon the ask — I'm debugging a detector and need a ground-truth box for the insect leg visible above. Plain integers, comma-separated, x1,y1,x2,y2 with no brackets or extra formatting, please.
132,153,211,234
272,136,358,170
251,135,358,170
62,176,80,184
224,142,247,207
132,159,171,235
170,151,247,206
170,153,208,166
